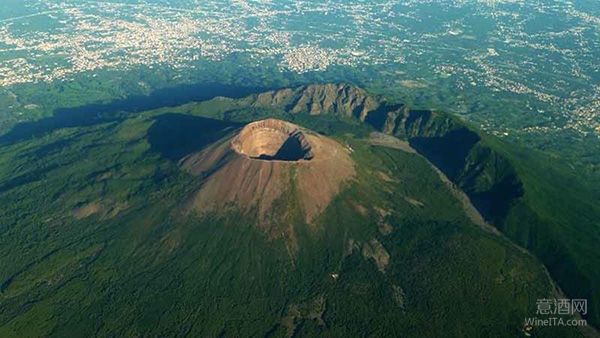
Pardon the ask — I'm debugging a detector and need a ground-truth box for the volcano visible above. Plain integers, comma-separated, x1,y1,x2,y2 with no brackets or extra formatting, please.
180,119,355,228
231,119,314,161
2,84,597,337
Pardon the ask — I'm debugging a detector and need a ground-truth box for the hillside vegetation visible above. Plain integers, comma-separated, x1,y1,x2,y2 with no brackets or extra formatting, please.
0,83,595,337
194,83,600,327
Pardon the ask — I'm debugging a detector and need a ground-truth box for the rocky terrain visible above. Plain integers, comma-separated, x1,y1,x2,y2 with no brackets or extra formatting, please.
250,83,381,120
180,119,354,241
231,119,314,161
204,83,600,329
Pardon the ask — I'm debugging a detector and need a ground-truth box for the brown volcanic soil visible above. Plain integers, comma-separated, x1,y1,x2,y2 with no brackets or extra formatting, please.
180,119,355,228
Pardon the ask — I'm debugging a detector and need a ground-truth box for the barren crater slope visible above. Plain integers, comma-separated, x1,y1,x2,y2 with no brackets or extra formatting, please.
181,119,354,230
232,119,314,161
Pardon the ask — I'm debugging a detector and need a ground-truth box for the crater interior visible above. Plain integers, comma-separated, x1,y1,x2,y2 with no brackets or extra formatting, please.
232,119,313,161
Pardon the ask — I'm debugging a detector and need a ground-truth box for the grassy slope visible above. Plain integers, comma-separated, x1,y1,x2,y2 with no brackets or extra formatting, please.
0,102,583,337
396,110,600,327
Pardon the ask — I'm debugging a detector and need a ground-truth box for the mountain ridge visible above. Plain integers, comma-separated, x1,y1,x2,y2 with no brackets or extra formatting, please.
206,82,599,328
249,83,381,120
0,82,597,337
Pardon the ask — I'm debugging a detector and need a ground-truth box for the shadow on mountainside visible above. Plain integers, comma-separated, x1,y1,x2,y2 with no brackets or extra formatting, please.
0,82,267,145
147,113,242,162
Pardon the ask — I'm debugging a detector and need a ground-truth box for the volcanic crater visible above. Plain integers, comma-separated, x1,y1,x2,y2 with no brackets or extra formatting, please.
181,118,355,229
232,119,314,161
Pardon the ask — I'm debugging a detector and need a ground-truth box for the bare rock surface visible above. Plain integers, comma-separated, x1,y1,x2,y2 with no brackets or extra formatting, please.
180,119,355,230
362,239,390,273
251,83,380,120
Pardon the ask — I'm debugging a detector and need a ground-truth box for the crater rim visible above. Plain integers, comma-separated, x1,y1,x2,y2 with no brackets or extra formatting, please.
231,119,314,162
